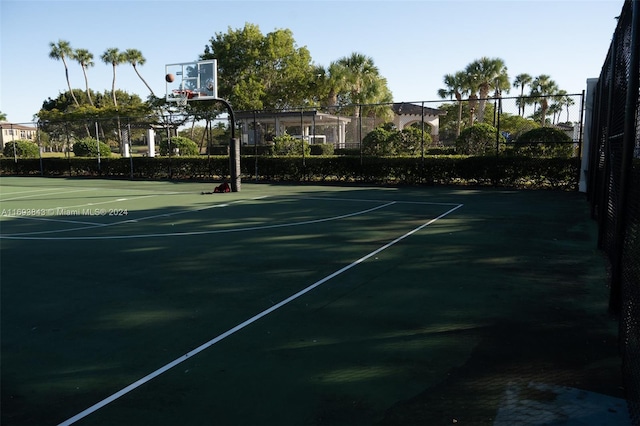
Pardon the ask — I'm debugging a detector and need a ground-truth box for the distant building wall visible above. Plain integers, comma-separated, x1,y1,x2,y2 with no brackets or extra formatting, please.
0,122,38,150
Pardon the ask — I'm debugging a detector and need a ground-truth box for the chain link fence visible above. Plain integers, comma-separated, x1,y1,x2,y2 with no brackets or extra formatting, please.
585,0,640,423
2,93,583,160
234,93,583,155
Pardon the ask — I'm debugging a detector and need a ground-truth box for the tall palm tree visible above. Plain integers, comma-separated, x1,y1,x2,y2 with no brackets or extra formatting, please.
74,48,95,106
555,90,575,123
101,47,125,108
123,48,155,97
49,39,79,106
438,71,469,137
548,102,563,124
530,74,559,126
312,63,345,112
465,57,509,123
335,52,386,118
513,73,532,116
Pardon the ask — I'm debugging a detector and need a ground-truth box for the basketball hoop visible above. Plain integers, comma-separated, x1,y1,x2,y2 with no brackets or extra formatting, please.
165,60,218,103
173,89,189,107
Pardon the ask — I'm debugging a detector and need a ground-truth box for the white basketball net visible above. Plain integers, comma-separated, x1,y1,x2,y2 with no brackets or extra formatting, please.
175,90,189,107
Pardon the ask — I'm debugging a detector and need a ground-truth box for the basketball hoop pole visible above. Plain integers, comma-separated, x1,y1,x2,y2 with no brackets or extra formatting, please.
216,98,241,192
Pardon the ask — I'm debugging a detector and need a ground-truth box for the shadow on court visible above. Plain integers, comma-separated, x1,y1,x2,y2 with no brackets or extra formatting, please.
0,178,627,425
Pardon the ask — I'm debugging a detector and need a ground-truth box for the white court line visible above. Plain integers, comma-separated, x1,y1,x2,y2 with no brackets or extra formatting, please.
50,194,156,211
303,195,461,206
0,196,248,237
2,201,397,240
57,202,463,426
5,216,103,227
0,187,67,198
0,188,98,202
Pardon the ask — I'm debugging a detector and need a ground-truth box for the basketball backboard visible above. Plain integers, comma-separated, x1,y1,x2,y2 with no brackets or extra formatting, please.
165,59,218,103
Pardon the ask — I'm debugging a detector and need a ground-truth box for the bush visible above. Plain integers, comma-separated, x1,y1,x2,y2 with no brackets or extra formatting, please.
456,123,505,156
272,134,311,156
2,140,40,158
397,126,432,156
500,114,540,142
0,156,579,190
363,125,432,156
159,136,199,156
513,127,574,158
363,127,394,156
310,143,334,156
72,138,112,158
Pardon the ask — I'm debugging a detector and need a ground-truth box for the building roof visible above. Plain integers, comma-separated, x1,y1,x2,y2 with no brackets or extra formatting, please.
0,122,38,131
391,103,445,117
235,110,352,125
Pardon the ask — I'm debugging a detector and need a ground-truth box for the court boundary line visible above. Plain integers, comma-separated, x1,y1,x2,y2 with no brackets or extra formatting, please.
4,201,397,240
0,188,99,202
57,202,463,426
1,195,461,240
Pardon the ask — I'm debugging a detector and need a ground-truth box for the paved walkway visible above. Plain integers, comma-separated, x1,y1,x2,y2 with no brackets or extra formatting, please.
494,382,631,425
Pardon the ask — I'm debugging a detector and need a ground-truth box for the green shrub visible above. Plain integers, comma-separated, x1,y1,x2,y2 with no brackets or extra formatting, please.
272,134,310,156
397,126,432,156
159,136,199,156
2,140,40,158
363,125,432,156
0,156,579,189
500,114,540,142
310,143,334,156
72,138,112,158
513,127,574,158
456,123,505,156
362,127,395,156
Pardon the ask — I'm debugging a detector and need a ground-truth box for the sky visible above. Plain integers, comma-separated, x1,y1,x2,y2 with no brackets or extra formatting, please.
0,0,624,124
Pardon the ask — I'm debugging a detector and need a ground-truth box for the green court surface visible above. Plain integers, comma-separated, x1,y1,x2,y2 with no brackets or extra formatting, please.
0,177,624,425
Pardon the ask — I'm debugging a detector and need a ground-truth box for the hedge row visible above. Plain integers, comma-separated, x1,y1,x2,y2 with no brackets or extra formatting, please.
0,155,580,190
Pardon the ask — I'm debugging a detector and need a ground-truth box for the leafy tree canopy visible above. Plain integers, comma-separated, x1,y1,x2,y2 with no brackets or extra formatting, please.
202,23,315,110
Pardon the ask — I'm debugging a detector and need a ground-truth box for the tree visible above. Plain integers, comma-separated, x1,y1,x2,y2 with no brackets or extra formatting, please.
530,75,559,126
124,48,155,97
554,90,575,123
465,57,509,123
333,52,392,117
74,48,95,106
202,23,315,110
438,71,469,137
49,40,80,106
37,89,151,146
0,111,7,121
513,73,532,116
548,102,564,125
101,48,125,108
312,63,346,111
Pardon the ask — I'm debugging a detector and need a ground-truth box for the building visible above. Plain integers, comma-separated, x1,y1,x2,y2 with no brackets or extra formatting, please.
391,103,445,145
0,122,38,150
236,104,446,149
236,111,352,148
